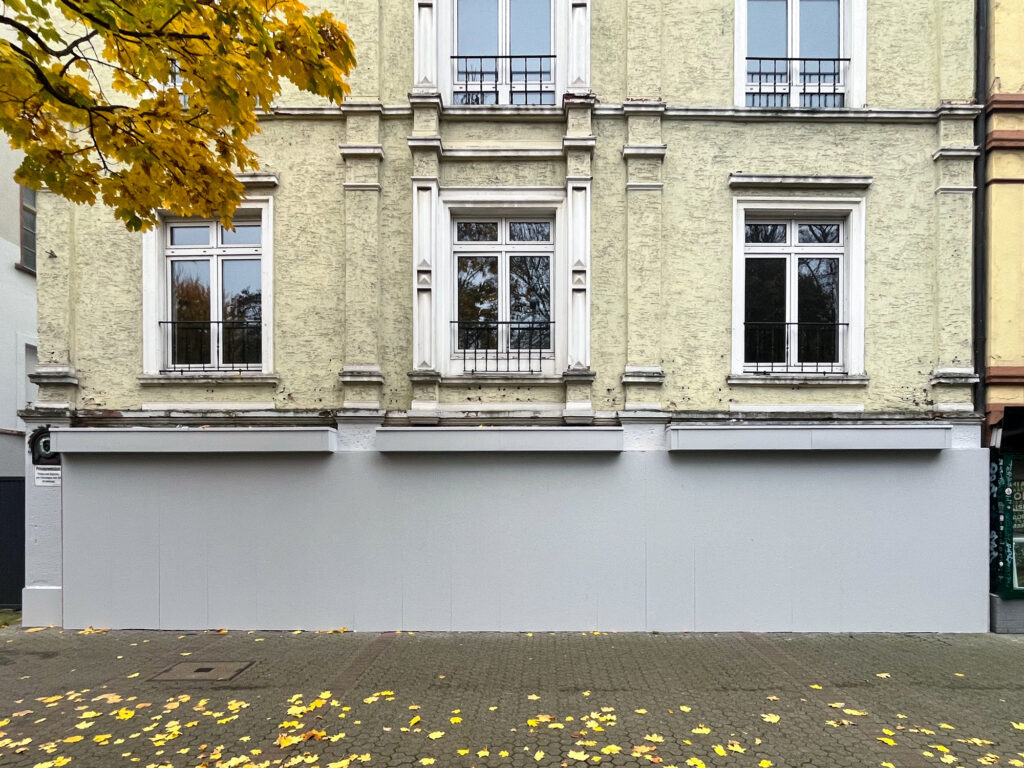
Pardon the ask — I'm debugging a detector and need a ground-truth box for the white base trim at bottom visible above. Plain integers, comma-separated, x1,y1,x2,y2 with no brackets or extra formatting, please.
729,403,866,413
22,586,62,627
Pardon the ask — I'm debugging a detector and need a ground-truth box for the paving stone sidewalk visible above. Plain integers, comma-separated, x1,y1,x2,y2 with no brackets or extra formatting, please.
2,626,1024,768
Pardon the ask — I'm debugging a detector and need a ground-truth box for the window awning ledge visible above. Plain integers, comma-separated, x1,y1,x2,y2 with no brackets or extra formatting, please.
376,426,623,452
667,425,951,451
729,173,873,189
50,427,337,454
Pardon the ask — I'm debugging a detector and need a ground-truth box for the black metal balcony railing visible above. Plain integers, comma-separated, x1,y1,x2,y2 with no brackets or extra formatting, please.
160,320,262,372
745,57,850,108
744,321,849,374
451,55,556,105
452,320,554,373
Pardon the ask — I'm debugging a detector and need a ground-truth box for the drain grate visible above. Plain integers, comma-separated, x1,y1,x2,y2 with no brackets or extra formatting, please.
152,661,254,681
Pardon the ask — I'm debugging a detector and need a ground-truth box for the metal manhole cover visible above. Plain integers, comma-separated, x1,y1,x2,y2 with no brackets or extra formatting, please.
151,661,254,681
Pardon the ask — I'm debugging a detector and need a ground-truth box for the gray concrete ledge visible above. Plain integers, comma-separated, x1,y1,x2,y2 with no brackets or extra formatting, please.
667,424,951,451
991,594,1024,633
50,427,338,454
376,426,623,452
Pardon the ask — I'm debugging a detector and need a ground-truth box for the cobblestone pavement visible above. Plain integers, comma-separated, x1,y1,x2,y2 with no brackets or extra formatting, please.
2,627,1024,768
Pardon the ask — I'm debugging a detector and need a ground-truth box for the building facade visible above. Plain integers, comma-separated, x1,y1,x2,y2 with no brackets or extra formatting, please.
985,0,1024,628
24,0,988,631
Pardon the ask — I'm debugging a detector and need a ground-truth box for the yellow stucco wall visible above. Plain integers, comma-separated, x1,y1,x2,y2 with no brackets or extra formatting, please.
32,0,979,417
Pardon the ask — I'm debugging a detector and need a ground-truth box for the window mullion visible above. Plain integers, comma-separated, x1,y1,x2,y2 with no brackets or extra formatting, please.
789,0,799,102
211,253,222,368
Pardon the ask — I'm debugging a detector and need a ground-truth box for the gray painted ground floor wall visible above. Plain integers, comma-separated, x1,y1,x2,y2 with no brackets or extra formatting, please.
31,422,989,633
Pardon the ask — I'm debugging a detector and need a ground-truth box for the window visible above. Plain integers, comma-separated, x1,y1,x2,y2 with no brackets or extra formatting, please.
452,0,555,105
453,218,554,372
732,198,865,378
161,210,267,372
737,0,865,108
20,186,36,272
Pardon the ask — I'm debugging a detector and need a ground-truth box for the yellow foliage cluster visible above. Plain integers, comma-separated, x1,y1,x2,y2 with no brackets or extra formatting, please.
0,0,356,229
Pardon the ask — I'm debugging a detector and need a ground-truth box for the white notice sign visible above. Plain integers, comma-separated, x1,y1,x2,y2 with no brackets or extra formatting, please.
34,466,62,487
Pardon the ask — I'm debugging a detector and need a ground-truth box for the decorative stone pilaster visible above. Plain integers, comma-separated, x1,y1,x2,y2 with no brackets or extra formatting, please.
931,109,981,413
622,102,666,409
563,94,596,415
339,104,386,409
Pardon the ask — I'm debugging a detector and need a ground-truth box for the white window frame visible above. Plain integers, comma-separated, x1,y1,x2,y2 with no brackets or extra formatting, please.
734,0,866,109
451,0,556,106
142,198,274,375
418,0,590,107
451,217,556,369
731,197,865,377
436,188,569,377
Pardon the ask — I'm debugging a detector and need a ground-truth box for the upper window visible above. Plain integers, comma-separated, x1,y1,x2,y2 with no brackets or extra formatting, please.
453,0,555,105
742,0,851,108
161,212,266,373
20,186,37,272
453,217,554,372
732,197,865,378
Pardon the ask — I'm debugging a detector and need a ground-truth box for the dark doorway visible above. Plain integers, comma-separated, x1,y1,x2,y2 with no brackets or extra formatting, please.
0,478,25,608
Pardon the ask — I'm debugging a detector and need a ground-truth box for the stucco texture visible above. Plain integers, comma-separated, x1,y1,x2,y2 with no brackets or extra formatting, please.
31,0,978,416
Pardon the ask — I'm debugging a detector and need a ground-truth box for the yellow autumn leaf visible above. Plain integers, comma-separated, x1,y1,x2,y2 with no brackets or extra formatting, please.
645,734,665,743
882,763,896,768
809,684,822,690
759,761,773,768
692,724,710,735
761,714,780,724
427,731,444,740
877,737,897,747
449,716,462,724
686,759,706,768
876,673,891,678
25,626,47,633
409,716,421,727
567,750,589,761
534,750,545,761
727,741,745,754
1013,722,1024,730
477,749,490,757
600,745,622,755
457,749,469,756
53,759,71,767
275,733,301,748
635,709,648,715
679,705,692,712
713,745,727,757
418,759,435,766
499,750,510,757
828,702,844,708
843,709,867,716
940,723,955,729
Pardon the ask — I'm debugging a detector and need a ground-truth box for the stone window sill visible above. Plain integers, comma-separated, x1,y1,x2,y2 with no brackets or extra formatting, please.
727,374,869,387
138,373,280,387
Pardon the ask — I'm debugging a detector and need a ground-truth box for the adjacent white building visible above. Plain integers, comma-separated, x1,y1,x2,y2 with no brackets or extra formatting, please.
0,147,38,479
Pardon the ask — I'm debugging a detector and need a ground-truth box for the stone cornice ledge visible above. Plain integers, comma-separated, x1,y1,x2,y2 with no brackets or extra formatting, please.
622,144,667,160
339,365,385,384
729,173,872,190
338,144,384,159
727,374,869,386
29,366,79,386
622,366,665,384
138,373,280,386
236,172,279,188
931,367,980,386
